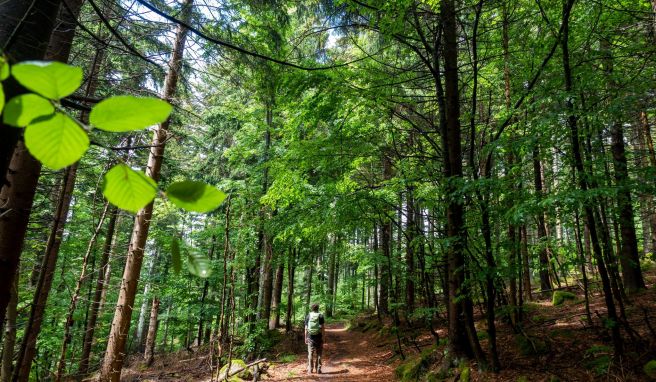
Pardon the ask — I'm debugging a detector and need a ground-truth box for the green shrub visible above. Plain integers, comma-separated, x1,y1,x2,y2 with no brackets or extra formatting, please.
552,290,576,306
644,360,656,379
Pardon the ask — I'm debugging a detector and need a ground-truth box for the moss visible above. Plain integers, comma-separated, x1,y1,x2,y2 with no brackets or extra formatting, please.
395,346,436,381
583,345,612,376
459,364,470,382
516,377,529,382
424,371,440,382
644,360,656,379
515,335,548,356
552,290,577,306
218,359,252,381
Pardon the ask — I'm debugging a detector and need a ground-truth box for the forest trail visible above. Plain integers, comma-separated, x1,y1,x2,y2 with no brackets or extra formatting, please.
265,322,395,381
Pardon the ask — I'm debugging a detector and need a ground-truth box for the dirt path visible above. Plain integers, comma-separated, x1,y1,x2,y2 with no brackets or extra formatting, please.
265,323,396,381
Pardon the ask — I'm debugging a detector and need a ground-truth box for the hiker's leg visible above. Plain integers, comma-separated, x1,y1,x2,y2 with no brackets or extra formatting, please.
317,342,323,372
307,342,313,372
312,344,318,371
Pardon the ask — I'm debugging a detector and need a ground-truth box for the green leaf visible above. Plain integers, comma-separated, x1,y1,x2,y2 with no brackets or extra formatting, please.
186,249,212,278
0,85,4,115
102,164,157,213
0,57,9,81
90,95,172,132
3,94,54,127
171,238,181,274
12,61,82,99
24,113,89,170
166,181,226,213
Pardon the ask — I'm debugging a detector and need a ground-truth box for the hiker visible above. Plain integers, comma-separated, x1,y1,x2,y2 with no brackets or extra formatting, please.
304,303,325,374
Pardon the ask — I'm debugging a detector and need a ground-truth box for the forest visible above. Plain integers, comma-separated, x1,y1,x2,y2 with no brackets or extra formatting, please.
0,0,655,381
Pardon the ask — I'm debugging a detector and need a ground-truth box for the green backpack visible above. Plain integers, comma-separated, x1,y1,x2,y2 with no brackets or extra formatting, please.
307,312,322,335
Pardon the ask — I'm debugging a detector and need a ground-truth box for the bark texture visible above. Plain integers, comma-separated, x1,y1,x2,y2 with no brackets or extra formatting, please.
98,2,192,379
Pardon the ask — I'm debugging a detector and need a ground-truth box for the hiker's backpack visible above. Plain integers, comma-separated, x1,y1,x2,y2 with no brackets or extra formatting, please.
307,312,322,335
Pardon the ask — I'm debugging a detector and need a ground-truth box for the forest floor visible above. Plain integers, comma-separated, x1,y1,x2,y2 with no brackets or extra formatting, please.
124,270,656,381
119,321,396,382
263,322,396,381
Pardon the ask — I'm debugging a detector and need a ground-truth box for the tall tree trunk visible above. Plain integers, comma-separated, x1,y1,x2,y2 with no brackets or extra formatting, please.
440,0,484,364
371,224,380,319
0,0,61,188
12,162,79,382
98,2,192,379
533,146,552,292
378,156,392,316
561,0,622,354
0,0,78,332
405,188,416,315
256,103,274,323
1,271,19,382
285,249,296,332
78,206,119,376
197,235,215,345
143,298,160,366
304,260,314,316
54,203,111,381
134,252,158,352
259,238,274,322
520,226,532,301
601,39,645,293
269,263,284,329
637,111,656,253
326,243,336,317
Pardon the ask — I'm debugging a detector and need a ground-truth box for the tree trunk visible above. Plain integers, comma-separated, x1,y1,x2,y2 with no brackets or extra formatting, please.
256,102,274,323
12,162,79,382
533,146,552,292
98,2,192,379
134,252,158,352
326,244,336,317
54,203,110,381
0,0,61,188
601,40,645,293
378,156,392,316
372,225,379,316
143,298,160,366
78,206,119,375
561,0,622,354
1,271,19,382
520,226,532,301
0,0,80,333
405,188,416,315
637,111,656,253
304,261,314,316
259,238,274,323
197,239,214,346
285,249,296,332
440,0,484,363
269,263,284,329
